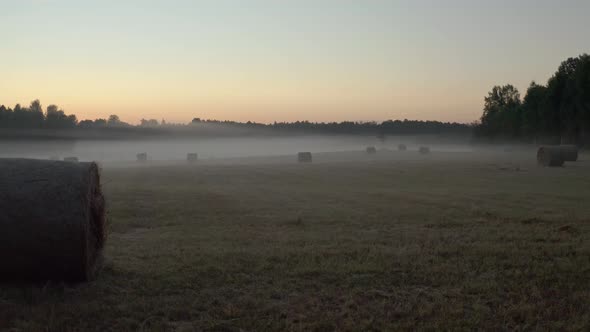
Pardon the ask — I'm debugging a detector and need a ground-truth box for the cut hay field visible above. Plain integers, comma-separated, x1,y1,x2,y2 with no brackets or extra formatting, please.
2,149,590,331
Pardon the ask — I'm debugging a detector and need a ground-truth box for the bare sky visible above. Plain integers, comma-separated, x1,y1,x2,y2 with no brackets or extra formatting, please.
1,0,588,124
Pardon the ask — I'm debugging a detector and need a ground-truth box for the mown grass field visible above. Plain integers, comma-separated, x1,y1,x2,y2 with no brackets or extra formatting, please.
2,150,590,331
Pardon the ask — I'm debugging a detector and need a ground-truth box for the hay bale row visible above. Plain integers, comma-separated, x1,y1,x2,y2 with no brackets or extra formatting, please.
187,153,198,162
0,159,106,282
537,145,579,167
366,146,377,154
138,153,200,162
58,153,205,163
298,152,312,163
137,152,148,162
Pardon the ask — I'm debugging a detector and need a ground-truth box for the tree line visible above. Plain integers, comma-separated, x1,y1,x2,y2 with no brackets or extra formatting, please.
475,54,590,145
0,101,134,129
0,101,471,137
0,101,78,129
190,118,470,136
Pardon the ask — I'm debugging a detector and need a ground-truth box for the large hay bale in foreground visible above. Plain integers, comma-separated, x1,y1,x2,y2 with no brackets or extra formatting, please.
187,153,198,162
64,156,78,162
560,145,578,161
398,144,407,151
366,146,377,154
419,146,430,154
298,152,312,163
537,146,565,167
137,152,147,162
0,159,106,282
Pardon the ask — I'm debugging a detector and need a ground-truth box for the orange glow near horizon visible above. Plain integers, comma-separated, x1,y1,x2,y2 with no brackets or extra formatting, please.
1,1,588,124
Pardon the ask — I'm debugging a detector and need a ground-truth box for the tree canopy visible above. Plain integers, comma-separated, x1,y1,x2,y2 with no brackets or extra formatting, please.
476,54,590,145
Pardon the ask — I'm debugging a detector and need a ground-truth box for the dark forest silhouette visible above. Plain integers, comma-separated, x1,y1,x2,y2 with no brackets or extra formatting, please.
0,102,471,139
475,54,590,145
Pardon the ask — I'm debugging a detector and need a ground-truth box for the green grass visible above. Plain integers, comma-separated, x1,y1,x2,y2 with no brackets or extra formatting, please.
2,151,590,331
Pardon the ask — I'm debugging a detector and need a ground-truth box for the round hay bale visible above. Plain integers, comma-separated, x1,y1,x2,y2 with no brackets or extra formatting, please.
187,153,198,162
366,146,377,154
398,144,407,151
560,145,578,161
0,159,106,282
137,152,147,162
64,156,78,162
537,146,565,167
298,152,312,163
419,146,430,154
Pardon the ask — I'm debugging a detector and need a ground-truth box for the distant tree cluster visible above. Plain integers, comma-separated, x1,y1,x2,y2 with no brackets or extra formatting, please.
78,115,131,128
476,54,590,144
190,118,471,136
0,100,472,138
0,100,77,129
0,100,132,130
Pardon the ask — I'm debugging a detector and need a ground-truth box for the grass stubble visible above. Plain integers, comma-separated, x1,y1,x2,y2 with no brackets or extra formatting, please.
1,150,589,331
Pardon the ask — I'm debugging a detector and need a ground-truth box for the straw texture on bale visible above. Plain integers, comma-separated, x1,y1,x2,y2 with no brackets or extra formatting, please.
187,153,198,162
64,157,78,162
0,159,106,282
137,152,147,162
560,145,578,161
366,146,377,154
419,146,430,154
537,146,565,167
398,144,407,151
298,152,312,163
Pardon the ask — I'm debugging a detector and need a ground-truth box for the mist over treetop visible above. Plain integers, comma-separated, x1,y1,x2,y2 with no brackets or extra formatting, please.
0,102,471,140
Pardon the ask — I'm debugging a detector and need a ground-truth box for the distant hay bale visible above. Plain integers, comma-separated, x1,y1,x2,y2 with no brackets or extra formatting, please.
0,158,106,282
398,144,407,151
187,153,198,162
560,145,578,161
64,156,78,162
366,146,377,154
298,152,312,163
137,152,147,162
537,146,565,167
419,146,430,154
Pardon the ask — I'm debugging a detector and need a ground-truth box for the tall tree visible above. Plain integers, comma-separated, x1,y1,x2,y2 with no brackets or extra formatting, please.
543,55,590,143
28,99,45,128
107,114,121,126
479,85,521,138
46,104,77,129
521,81,547,142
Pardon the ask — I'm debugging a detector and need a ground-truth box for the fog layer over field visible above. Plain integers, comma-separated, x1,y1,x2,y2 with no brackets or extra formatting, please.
0,135,474,162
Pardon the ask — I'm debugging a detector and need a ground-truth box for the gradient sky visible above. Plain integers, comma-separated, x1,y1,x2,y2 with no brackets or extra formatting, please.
1,0,588,124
